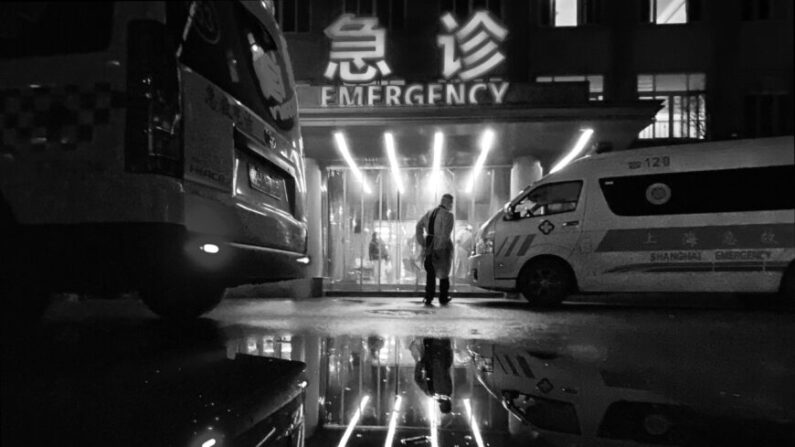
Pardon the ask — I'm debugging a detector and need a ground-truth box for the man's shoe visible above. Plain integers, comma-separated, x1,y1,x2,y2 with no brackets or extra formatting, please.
439,297,451,306
423,298,433,306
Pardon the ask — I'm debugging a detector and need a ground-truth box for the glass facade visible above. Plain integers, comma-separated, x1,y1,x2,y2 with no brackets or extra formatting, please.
325,165,511,292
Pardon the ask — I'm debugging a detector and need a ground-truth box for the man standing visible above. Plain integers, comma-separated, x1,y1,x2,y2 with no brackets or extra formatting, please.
415,194,455,305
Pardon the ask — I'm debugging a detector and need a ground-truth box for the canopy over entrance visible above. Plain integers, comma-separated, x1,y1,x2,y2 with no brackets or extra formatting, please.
297,82,660,169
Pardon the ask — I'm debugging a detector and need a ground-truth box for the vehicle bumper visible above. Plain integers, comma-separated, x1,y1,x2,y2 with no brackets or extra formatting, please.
469,253,515,291
7,222,307,290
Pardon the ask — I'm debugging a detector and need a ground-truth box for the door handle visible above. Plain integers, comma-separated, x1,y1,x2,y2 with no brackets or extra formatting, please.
562,220,580,227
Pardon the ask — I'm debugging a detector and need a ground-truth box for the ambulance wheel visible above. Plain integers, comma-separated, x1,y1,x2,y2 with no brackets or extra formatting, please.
518,258,575,307
140,277,225,320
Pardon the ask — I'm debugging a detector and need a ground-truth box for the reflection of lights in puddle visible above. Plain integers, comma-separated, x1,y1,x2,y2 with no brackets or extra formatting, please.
464,398,485,447
337,395,369,447
427,397,438,447
384,396,402,447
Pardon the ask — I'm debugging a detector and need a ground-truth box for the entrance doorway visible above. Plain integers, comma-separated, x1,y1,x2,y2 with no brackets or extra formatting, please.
325,165,511,292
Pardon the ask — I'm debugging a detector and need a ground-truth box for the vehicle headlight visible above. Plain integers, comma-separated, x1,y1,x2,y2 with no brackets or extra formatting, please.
472,353,494,373
475,231,494,255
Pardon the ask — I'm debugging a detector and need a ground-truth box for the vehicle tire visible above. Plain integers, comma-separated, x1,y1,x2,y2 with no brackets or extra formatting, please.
517,258,575,307
140,276,225,320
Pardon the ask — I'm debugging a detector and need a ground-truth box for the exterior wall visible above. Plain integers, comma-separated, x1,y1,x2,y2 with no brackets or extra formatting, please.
282,0,793,142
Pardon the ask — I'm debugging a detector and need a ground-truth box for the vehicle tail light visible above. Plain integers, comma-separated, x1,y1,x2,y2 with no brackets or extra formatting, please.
125,20,182,178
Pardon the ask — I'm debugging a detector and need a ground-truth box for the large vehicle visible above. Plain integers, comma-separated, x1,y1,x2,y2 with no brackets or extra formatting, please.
0,1,308,319
470,137,794,305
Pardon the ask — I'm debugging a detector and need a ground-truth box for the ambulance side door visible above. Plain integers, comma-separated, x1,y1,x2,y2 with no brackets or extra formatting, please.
494,181,586,281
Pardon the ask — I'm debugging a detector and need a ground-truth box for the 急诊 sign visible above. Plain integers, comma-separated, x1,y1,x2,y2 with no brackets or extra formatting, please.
315,10,510,108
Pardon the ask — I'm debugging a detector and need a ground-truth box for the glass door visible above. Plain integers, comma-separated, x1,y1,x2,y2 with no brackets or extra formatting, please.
326,166,511,293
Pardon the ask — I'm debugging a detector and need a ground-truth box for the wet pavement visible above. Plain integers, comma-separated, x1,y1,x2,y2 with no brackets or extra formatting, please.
2,294,794,446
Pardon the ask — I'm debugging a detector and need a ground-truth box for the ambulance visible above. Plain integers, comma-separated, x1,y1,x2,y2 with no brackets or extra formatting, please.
1,1,307,319
469,136,794,305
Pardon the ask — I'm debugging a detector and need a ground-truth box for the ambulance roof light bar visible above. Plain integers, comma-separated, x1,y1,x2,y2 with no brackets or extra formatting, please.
465,128,495,193
384,132,404,195
334,132,372,194
550,128,594,174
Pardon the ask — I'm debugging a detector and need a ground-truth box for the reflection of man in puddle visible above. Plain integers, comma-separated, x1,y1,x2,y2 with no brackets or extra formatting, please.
412,338,453,414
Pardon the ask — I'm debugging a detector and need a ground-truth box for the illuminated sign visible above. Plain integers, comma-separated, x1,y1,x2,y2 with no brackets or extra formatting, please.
319,82,509,107
317,11,511,107
437,11,508,81
323,14,392,83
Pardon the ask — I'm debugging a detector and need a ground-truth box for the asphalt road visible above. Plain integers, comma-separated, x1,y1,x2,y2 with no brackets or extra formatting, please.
3,293,794,446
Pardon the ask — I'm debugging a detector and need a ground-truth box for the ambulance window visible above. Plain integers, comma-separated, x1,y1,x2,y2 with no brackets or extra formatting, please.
167,1,295,130
168,1,229,92
514,181,582,218
506,392,581,434
236,5,296,130
0,2,114,58
599,165,794,216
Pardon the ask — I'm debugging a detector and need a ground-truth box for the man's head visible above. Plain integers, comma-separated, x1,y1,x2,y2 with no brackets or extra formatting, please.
440,194,454,210
372,232,378,240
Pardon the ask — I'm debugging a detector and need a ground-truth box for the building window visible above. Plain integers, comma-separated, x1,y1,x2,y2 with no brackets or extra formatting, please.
539,0,602,27
638,73,706,140
741,0,771,20
641,0,695,24
276,0,310,32
441,0,503,18
536,74,604,101
343,0,407,29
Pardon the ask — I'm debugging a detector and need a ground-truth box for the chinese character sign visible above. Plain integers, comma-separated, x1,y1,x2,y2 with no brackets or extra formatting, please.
437,11,509,81
324,14,392,83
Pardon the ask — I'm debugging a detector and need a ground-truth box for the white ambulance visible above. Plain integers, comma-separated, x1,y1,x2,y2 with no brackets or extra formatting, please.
1,1,307,319
470,137,794,305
